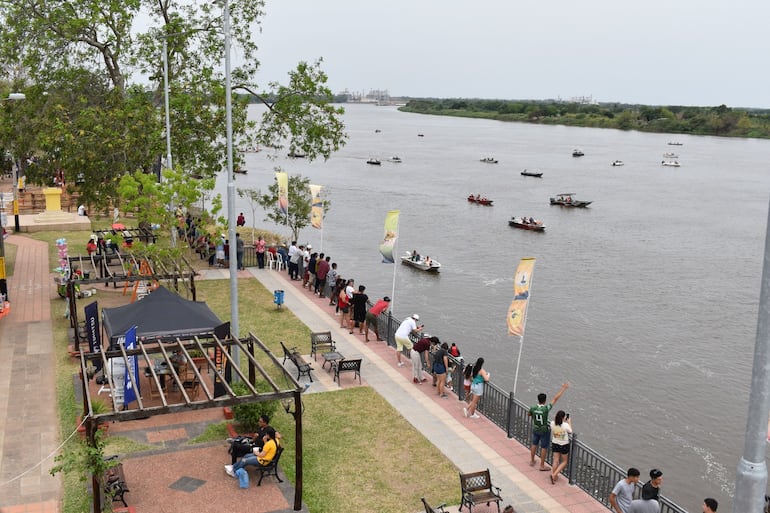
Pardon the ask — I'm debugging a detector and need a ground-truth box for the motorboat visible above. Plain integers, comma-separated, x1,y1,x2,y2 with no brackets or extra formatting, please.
521,170,543,178
572,149,585,157
366,158,382,165
389,156,402,163
417,133,425,137
400,251,441,272
611,160,624,166
233,168,248,174
661,160,681,167
374,129,382,133
667,141,683,146
509,217,545,231
663,152,679,158
467,195,494,206
550,193,592,208
480,157,498,164
288,151,306,158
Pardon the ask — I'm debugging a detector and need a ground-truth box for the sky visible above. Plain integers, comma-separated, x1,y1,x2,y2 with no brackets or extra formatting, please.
247,0,770,108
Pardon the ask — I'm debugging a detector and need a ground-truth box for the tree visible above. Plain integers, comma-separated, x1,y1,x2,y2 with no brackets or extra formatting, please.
237,187,262,243
255,172,329,242
0,1,347,210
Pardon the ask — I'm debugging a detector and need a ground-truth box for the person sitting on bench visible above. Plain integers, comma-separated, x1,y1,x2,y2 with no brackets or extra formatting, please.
225,427,280,477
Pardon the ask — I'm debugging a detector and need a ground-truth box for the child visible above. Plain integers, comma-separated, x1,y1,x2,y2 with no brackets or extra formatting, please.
463,364,474,403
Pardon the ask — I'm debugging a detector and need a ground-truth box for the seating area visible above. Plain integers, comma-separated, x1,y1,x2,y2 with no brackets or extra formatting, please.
255,446,285,486
104,457,130,507
266,251,286,271
459,468,503,513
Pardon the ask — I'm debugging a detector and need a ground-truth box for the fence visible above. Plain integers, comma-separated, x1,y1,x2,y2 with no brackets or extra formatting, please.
372,309,690,513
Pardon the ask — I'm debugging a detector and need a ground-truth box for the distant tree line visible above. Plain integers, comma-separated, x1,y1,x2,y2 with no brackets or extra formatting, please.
398,98,770,139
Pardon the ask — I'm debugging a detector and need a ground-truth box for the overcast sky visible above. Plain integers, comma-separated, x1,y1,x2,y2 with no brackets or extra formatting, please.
248,0,770,108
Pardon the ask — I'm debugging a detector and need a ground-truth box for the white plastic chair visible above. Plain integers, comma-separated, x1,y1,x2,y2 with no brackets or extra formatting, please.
266,251,276,270
272,252,286,272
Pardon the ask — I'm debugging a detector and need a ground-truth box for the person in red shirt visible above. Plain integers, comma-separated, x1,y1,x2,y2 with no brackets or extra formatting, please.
364,296,391,342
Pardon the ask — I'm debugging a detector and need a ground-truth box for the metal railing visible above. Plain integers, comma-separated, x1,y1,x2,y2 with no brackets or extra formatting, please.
374,310,690,513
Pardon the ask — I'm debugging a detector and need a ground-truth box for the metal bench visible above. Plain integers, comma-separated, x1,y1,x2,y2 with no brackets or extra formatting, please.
280,341,313,382
333,358,362,386
421,497,448,513
256,446,285,486
459,468,502,513
310,331,335,361
104,456,129,507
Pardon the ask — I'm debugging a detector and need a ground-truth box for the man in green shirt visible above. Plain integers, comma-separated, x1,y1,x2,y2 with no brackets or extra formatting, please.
529,382,569,470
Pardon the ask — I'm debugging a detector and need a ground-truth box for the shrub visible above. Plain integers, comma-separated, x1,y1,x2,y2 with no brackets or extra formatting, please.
230,381,280,432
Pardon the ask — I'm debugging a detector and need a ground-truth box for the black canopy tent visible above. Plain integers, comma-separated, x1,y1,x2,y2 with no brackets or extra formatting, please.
102,286,223,344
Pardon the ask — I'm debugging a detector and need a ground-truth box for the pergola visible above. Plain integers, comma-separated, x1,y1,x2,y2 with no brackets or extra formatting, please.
76,331,305,512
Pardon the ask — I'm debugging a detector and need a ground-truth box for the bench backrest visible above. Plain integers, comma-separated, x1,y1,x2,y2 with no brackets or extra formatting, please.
460,469,493,493
338,359,361,372
280,341,294,358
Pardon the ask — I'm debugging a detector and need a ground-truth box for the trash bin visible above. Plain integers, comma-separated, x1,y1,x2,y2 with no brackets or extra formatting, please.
273,289,284,309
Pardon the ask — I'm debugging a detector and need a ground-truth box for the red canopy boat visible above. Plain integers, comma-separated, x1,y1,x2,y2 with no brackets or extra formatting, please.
467,195,494,206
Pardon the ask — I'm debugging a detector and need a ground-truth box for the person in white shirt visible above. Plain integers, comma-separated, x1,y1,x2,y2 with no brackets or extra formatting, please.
394,314,422,367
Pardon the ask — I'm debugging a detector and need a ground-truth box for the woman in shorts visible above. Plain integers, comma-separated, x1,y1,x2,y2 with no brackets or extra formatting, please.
464,358,489,419
549,410,572,484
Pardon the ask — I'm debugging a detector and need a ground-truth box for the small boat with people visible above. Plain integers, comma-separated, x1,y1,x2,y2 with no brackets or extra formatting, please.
550,193,592,208
521,169,543,178
663,152,679,158
233,168,248,175
572,149,585,157
366,158,382,165
509,216,545,231
467,194,494,206
287,151,306,158
611,160,624,166
400,251,441,272
480,157,498,164
667,141,683,146
661,160,681,167
389,156,402,163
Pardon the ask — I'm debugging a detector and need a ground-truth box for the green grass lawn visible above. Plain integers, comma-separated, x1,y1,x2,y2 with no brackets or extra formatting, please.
25,230,460,513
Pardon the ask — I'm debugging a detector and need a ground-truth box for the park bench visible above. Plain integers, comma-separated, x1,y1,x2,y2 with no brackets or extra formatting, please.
310,331,335,361
103,456,129,507
256,446,285,486
280,341,314,382
333,358,362,386
459,468,502,513
421,497,448,513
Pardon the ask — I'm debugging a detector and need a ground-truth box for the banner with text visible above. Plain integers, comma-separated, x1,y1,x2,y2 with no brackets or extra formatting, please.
84,301,102,371
123,326,139,406
276,171,289,218
507,257,536,337
378,210,400,263
309,184,323,229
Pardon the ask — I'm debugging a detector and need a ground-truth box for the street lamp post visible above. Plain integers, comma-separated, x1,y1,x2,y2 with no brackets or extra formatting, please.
0,92,25,301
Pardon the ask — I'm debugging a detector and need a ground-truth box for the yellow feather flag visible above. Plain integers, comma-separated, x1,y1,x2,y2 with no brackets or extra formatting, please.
507,257,536,336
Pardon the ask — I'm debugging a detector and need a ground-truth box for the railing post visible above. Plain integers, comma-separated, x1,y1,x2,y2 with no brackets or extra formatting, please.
386,312,393,347
506,391,515,439
567,432,577,485
458,361,466,401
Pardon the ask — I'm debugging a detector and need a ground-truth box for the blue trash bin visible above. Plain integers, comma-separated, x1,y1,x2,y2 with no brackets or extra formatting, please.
273,289,285,308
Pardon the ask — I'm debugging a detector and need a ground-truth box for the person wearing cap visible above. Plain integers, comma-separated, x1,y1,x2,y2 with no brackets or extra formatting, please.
394,314,422,367
702,498,717,513
364,296,391,342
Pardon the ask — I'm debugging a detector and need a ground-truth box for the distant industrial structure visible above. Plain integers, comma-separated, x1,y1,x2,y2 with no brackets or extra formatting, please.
336,89,404,106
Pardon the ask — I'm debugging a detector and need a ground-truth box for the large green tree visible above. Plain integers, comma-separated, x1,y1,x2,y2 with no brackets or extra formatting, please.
0,0,346,207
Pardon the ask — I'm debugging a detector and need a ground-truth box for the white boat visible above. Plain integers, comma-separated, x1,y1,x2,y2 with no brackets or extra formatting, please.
366,158,382,165
400,251,441,272
480,157,498,164
662,160,681,167
663,152,679,158
611,160,624,166
389,156,402,163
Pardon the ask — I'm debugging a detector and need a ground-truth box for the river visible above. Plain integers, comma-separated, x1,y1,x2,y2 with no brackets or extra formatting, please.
215,103,770,510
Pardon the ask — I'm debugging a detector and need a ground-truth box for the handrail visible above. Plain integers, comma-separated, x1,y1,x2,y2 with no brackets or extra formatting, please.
373,308,689,513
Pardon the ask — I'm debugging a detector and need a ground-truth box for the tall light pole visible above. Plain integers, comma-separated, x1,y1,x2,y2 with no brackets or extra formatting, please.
223,0,240,370
0,92,25,300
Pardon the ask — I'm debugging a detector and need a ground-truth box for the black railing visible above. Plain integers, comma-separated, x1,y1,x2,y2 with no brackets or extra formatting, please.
375,310,690,513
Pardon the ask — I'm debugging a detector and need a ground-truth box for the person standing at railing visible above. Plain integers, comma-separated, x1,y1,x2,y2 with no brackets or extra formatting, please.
702,498,718,513
528,382,569,471
394,314,422,367
610,468,641,513
549,410,572,484
464,358,490,419
641,469,663,502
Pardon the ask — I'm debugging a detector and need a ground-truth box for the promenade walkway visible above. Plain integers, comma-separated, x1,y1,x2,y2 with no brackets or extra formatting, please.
0,232,609,513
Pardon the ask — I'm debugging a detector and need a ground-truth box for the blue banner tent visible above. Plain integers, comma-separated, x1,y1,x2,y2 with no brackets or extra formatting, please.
102,286,223,344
